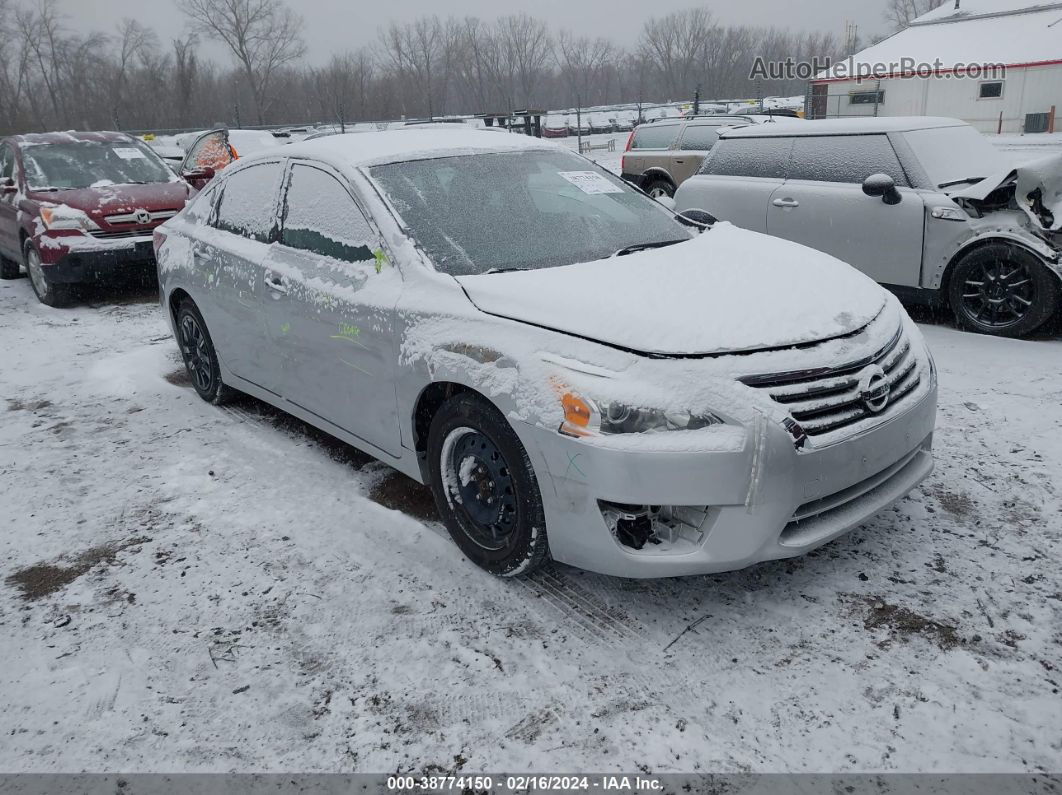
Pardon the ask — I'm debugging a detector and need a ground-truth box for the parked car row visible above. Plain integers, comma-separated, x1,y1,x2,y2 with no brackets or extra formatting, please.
5,118,1056,582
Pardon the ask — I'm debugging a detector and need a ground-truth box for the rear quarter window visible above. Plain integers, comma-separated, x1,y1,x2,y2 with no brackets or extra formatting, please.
677,125,721,151
699,137,791,179
630,124,679,150
787,134,909,186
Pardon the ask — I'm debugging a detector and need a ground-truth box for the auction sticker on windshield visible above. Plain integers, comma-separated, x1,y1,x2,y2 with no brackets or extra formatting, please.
112,147,147,160
558,171,624,194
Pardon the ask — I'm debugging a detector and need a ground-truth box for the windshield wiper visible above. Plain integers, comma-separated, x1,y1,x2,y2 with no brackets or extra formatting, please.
938,176,986,189
484,267,531,274
612,239,687,257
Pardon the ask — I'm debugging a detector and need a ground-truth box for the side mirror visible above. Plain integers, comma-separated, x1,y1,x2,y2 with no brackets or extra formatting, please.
181,166,215,184
862,173,902,206
677,208,716,229
0,176,16,194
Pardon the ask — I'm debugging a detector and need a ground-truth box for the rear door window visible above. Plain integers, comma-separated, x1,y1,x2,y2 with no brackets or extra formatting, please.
788,135,909,185
213,162,284,242
280,164,375,264
677,125,721,151
630,124,679,150
699,138,791,179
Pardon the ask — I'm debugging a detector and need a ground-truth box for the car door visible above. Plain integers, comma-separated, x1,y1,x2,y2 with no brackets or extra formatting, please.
196,159,285,389
766,134,925,287
261,161,402,456
668,123,722,187
180,130,236,190
0,143,18,259
674,136,791,233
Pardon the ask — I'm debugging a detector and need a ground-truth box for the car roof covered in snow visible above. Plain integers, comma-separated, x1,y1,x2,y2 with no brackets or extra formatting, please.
720,117,967,138
245,129,561,170
817,2,1062,79
10,130,136,146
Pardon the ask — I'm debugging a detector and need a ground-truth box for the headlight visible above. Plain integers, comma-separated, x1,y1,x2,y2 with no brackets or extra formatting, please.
39,205,99,231
930,206,967,222
560,392,723,437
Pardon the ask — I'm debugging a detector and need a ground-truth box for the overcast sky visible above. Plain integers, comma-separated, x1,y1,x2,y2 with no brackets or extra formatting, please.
61,0,889,64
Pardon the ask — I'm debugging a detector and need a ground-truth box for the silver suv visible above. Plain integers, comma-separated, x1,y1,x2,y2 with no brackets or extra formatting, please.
621,116,767,198
675,117,1062,338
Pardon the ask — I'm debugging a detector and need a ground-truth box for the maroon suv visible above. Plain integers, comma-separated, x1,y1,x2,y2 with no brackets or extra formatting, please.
0,131,194,306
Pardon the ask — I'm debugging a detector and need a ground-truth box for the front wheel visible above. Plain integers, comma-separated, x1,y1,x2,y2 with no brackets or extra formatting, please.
948,243,1060,338
427,393,549,577
24,244,71,307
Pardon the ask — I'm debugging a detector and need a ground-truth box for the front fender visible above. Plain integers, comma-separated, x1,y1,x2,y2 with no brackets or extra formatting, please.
924,214,1060,290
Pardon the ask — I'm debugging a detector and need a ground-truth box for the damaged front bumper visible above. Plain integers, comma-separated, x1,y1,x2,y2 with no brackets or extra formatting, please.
516,382,937,579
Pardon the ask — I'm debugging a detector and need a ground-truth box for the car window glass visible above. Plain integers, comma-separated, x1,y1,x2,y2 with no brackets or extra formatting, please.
0,146,13,180
188,132,235,172
281,165,375,263
677,125,721,151
183,182,220,224
213,162,283,242
631,124,679,150
699,138,790,179
788,135,909,186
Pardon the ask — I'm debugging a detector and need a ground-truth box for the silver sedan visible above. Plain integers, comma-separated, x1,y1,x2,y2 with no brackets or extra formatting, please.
155,130,937,578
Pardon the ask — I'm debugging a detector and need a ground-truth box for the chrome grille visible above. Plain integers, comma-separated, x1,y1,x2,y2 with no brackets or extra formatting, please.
104,209,179,225
742,326,923,438
88,229,154,240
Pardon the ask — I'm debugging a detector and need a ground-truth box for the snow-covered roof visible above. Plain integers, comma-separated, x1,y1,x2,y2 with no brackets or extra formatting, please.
721,116,966,137
248,129,558,169
818,1,1062,81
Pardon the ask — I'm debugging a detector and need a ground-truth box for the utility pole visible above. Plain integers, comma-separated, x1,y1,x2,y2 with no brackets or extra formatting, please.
693,84,700,115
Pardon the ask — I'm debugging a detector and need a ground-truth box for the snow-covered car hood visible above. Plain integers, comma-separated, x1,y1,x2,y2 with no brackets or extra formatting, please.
947,153,1062,233
456,223,887,356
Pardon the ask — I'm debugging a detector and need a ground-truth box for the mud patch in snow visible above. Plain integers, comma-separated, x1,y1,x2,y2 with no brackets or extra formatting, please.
7,535,150,601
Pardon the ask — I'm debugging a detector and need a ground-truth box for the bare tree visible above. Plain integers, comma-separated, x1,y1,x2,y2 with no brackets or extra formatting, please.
884,0,947,31
556,31,615,109
110,19,157,127
638,8,716,100
381,16,446,119
180,0,306,124
496,14,553,110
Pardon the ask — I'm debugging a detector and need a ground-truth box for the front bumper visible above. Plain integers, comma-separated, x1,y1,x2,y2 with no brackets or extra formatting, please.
518,384,937,579
35,232,156,284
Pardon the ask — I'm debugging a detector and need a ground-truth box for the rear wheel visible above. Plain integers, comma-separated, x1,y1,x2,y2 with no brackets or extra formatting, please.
644,178,675,199
175,300,233,405
24,243,71,307
948,242,1060,338
427,393,549,577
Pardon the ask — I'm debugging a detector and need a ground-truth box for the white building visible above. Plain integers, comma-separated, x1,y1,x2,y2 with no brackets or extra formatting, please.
808,1,1062,133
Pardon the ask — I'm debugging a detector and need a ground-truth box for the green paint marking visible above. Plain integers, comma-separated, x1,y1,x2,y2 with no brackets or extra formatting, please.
279,322,291,335
330,323,368,348
373,248,388,274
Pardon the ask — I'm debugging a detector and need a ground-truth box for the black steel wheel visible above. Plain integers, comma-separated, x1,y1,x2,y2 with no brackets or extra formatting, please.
949,242,1060,338
175,300,232,404
427,393,549,577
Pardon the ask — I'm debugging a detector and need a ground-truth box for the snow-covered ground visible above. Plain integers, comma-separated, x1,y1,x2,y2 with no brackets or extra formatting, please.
1,267,1061,773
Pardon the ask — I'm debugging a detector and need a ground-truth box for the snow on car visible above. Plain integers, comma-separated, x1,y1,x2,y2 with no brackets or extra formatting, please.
154,129,937,578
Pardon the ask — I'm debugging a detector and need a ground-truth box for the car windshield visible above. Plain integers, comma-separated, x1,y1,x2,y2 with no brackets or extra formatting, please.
22,141,174,190
902,126,1010,189
369,150,691,275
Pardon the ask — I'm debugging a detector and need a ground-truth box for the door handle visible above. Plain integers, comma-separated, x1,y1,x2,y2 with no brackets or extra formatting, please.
265,274,288,295
772,197,800,208
674,159,685,164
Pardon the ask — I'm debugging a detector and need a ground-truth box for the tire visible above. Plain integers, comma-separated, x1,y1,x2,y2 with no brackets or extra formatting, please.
175,300,233,405
644,178,675,199
427,393,549,577
948,242,1060,338
24,242,72,307
0,255,19,280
